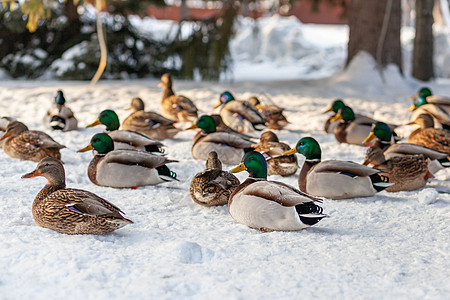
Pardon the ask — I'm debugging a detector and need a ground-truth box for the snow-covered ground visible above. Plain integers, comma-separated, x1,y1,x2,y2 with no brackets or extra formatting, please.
1,51,450,299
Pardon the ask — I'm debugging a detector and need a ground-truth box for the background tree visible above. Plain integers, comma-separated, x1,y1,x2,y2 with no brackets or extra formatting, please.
413,0,434,81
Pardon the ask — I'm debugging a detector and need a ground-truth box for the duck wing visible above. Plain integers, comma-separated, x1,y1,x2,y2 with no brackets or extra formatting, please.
26,131,65,149
103,149,175,168
224,101,266,124
108,130,163,147
313,160,380,176
201,132,254,149
384,143,447,160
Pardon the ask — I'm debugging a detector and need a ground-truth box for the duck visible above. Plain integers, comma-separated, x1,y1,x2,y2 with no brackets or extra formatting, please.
190,151,240,206
0,121,65,162
122,97,181,140
284,137,392,199
363,146,430,192
323,99,398,134
406,114,450,154
409,87,450,129
247,96,288,130
43,90,78,131
363,121,449,175
22,157,133,234
189,115,255,165
228,151,327,231
0,116,14,148
78,133,178,188
331,105,374,145
159,73,198,122
252,131,298,176
214,91,267,133
87,109,165,154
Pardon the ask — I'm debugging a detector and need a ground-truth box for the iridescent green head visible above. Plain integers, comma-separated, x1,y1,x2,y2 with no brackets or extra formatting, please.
220,91,235,104
54,90,66,105
413,95,428,108
331,99,345,112
231,151,267,179
418,87,432,98
372,122,392,142
196,115,216,134
78,133,114,155
336,106,355,122
87,109,120,131
293,137,322,160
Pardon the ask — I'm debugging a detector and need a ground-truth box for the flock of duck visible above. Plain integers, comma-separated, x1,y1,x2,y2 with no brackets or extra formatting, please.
1,77,449,234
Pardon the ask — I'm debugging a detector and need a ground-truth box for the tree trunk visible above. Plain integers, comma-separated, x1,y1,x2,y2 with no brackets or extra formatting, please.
346,0,402,72
413,0,434,81
181,0,189,20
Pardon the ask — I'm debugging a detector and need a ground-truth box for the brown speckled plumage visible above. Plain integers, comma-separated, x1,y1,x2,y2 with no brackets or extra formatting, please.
253,131,298,176
1,121,65,162
23,157,133,235
159,74,198,122
190,151,240,206
122,97,180,140
248,96,288,130
365,146,429,192
407,114,450,154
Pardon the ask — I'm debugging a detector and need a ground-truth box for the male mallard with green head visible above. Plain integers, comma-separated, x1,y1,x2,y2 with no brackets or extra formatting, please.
409,87,450,129
43,90,78,131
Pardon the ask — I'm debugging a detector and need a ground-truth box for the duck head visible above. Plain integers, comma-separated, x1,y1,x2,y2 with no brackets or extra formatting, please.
215,91,235,109
158,73,172,89
363,122,392,145
0,121,29,141
408,95,428,111
323,99,345,113
330,105,355,122
186,115,216,134
128,97,145,112
78,133,114,155
54,90,66,106
231,151,267,179
87,109,120,131
22,157,66,187
284,137,321,160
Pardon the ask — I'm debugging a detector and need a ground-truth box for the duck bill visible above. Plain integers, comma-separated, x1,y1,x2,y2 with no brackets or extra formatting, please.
213,102,222,109
404,121,415,125
77,144,94,152
21,169,42,179
407,104,416,112
363,132,376,145
362,158,370,166
330,113,342,122
0,133,9,142
86,119,101,128
322,106,333,114
185,124,198,130
157,82,163,88
283,148,297,155
231,163,246,173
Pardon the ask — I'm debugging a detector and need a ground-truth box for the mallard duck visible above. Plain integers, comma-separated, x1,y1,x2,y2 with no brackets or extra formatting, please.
87,109,165,154
122,97,181,140
0,121,65,162
43,90,78,131
331,105,374,145
78,133,178,188
22,157,133,234
190,151,240,206
252,131,298,176
247,96,288,130
284,137,392,199
409,87,450,129
0,116,13,148
159,73,198,122
214,91,267,133
229,151,326,231
363,146,430,192
406,114,450,154
189,115,255,165
323,99,398,134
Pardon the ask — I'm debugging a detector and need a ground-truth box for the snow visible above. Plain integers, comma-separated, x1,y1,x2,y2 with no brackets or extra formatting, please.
1,19,450,300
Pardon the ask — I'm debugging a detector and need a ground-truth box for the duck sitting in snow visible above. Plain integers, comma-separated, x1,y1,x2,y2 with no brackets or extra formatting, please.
331,105,374,145
284,137,392,199
22,157,133,235
159,73,198,123
87,109,165,155
252,131,298,176
78,133,178,188
409,87,450,130
214,91,267,133
43,90,78,131
122,97,181,140
188,115,255,165
323,99,397,134
363,121,450,175
0,121,65,162
247,96,288,130
406,114,450,154
229,151,327,231
190,151,240,206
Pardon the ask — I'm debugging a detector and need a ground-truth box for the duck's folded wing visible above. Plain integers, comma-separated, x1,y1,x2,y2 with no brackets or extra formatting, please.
174,96,198,113
242,181,320,207
103,149,174,168
27,131,65,149
132,111,177,126
109,130,163,147
426,96,450,105
201,132,254,148
384,143,447,160
226,101,266,123
314,160,379,176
